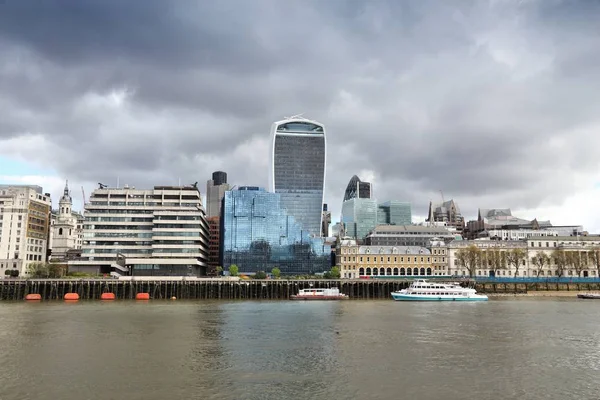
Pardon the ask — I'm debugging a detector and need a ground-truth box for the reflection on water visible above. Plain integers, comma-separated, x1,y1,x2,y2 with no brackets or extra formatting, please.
1,299,599,400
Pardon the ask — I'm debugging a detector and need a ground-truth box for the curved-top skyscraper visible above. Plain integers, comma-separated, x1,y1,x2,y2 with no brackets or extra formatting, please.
270,115,326,237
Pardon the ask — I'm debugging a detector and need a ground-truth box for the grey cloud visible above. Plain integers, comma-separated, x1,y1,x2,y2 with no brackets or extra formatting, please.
1,0,600,226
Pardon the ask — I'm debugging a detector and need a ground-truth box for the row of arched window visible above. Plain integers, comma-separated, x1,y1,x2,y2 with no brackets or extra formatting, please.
359,267,433,276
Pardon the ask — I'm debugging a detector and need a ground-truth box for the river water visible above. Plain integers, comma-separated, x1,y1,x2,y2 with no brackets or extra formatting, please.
0,298,599,400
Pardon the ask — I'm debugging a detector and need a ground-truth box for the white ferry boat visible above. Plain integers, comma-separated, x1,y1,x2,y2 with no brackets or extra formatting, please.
391,279,488,301
291,287,349,300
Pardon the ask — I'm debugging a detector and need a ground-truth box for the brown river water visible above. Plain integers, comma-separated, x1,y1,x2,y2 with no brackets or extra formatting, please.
0,298,599,400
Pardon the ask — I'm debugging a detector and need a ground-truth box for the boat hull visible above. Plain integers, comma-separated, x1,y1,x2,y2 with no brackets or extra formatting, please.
290,296,348,301
391,293,488,302
577,293,600,299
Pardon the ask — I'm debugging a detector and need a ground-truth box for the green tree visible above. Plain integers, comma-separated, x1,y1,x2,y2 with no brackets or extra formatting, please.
271,267,281,279
506,248,527,278
531,252,550,277
254,271,267,279
215,266,223,276
552,249,567,278
588,247,600,278
228,264,239,276
455,245,481,277
28,262,49,278
330,266,341,279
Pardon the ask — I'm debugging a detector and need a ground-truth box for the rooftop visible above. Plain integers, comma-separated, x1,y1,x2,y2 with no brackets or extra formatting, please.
357,245,431,255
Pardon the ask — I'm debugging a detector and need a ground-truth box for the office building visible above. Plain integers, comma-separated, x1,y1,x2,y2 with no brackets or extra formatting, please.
49,181,84,261
341,175,412,240
0,185,51,276
426,199,465,233
377,201,412,225
206,171,230,218
344,175,372,201
341,198,378,240
270,115,326,236
365,225,458,248
321,204,331,237
68,184,209,277
206,216,220,274
221,187,331,275
338,240,445,279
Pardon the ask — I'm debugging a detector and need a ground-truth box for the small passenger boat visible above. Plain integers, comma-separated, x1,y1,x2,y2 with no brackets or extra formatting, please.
577,293,600,299
391,279,488,301
291,287,348,300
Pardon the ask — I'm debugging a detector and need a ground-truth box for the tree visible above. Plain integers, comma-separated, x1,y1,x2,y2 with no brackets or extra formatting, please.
552,249,567,278
567,251,586,277
330,266,341,279
47,263,67,278
484,249,507,277
4,270,11,276
228,265,239,276
588,247,600,278
506,248,527,278
28,262,49,278
215,266,223,276
455,245,481,277
254,271,267,279
271,267,281,279
531,252,550,277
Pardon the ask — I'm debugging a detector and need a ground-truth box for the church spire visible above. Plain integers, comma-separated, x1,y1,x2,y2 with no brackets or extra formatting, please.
64,180,69,197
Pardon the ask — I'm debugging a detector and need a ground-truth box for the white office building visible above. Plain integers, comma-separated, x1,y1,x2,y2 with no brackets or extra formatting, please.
68,184,210,277
0,185,51,277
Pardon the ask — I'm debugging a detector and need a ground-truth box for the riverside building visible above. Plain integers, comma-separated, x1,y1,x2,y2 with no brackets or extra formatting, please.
270,115,326,237
49,181,84,261
221,187,331,275
0,185,51,276
365,225,457,247
337,240,446,279
68,184,209,277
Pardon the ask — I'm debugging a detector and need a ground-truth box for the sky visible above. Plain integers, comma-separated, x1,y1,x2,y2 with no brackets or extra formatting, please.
1,0,600,231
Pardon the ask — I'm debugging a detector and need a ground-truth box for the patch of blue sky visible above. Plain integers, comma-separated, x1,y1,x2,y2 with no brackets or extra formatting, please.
0,156,56,178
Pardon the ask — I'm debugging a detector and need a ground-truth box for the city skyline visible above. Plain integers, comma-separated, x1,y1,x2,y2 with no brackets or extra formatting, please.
1,1,600,231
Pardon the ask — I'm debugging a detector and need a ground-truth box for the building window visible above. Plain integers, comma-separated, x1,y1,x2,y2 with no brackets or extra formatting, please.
59,228,63,235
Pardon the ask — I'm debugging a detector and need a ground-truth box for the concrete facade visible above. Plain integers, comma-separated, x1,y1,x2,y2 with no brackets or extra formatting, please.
68,185,210,277
0,185,51,276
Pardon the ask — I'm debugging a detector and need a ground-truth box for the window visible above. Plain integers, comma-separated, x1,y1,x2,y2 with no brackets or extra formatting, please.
546,242,549,247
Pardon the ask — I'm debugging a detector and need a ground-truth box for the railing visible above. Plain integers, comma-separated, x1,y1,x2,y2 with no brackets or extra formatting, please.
475,277,600,284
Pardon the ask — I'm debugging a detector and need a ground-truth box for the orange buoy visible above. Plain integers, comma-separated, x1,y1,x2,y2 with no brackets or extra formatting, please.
25,293,42,301
135,293,150,300
64,293,80,301
100,292,116,300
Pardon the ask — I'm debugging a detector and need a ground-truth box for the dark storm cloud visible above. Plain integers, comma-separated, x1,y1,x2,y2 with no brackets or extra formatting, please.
1,0,600,224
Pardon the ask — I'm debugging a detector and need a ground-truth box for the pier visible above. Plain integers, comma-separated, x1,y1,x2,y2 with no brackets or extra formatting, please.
2,279,600,301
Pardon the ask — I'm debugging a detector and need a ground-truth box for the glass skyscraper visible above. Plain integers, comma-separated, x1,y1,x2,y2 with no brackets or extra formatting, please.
377,201,412,225
270,116,326,237
340,175,412,240
341,198,378,239
221,187,331,275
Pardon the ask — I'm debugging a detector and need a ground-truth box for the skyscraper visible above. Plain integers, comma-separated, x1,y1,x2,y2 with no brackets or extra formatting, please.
270,115,326,237
340,175,412,240
206,171,230,218
221,187,331,275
